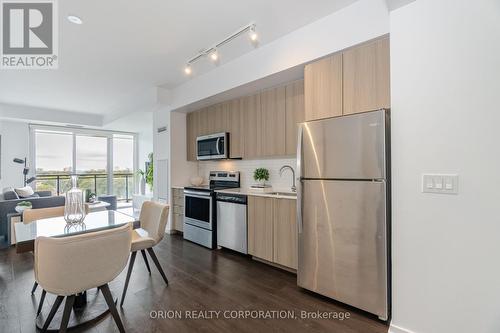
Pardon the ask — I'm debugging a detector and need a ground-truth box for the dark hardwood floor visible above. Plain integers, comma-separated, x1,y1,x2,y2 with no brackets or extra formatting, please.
0,234,388,333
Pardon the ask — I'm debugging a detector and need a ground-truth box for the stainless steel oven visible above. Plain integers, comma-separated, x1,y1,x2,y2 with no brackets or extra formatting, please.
197,132,228,160
184,190,213,230
183,171,240,249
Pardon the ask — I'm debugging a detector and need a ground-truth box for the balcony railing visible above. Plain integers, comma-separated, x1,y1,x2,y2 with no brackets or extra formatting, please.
35,173,134,202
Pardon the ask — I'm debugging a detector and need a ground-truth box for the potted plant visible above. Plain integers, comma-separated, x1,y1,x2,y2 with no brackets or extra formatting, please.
253,168,270,187
15,201,32,213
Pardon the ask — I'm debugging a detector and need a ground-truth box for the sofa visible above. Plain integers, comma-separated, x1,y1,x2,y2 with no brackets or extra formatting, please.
0,189,65,247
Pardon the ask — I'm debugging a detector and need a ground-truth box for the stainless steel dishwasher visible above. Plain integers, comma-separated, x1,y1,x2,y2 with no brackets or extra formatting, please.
216,193,247,254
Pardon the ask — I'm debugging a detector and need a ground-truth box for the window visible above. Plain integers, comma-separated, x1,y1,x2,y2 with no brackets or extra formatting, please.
113,135,134,201
31,126,136,202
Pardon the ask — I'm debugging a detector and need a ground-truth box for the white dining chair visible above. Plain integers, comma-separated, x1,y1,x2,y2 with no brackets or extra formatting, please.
120,201,169,306
35,223,132,332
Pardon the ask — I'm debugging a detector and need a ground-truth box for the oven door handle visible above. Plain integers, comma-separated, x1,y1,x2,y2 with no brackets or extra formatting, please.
184,191,213,198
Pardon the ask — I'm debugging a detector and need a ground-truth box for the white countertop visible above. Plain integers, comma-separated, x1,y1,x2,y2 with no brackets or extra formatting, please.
171,185,297,199
215,188,297,200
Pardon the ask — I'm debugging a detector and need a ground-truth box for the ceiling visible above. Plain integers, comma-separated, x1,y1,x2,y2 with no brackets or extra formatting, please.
0,0,357,120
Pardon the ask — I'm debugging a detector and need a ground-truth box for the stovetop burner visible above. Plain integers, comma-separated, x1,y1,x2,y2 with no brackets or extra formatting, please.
184,171,240,193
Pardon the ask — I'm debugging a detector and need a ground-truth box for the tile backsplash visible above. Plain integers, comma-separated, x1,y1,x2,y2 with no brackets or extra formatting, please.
198,158,297,191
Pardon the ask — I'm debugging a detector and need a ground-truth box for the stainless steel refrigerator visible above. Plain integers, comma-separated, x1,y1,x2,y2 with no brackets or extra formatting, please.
297,109,390,320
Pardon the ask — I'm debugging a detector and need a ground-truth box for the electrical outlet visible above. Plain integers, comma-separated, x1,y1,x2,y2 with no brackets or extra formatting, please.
422,174,459,194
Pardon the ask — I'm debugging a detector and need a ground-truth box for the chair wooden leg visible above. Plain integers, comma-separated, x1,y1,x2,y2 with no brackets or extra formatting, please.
140,249,151,274
31,281,38,294
37,289,47,316
120,251,137,307
41,295,64,332
101,283,126,333
147,247,169,286
59,295,75,333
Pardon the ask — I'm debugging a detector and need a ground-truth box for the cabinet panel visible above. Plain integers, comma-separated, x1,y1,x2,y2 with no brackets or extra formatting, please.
242,93,262,159
225,99,244,158
285,80,305,156
248,196,273,261
197,107,209,136
304,53,342,121
261,86,286,157
186,111,199,162
343,37,390,115
273,198,297,269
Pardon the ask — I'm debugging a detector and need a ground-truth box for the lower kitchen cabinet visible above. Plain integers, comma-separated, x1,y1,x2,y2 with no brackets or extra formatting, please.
248,196,274,262
248,196,297,270
171,188,185,232
273,198,298,269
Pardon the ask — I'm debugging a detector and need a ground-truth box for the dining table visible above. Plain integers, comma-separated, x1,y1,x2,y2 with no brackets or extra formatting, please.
14,209,139,331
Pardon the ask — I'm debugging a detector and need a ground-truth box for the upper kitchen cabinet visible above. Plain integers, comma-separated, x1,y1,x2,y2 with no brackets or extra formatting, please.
186,111,199,162
261,86,286,157
304,53,342,121
343,37,390,115
197,107,210,136
285,80,305,155
212,103,228,133
242,93,262,159
224,99,244,158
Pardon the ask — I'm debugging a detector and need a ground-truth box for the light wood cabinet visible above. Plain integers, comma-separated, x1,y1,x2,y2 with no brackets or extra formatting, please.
248,196,297,269
273,198,297,269
242,93,262,159
247,196,274,262
261,86,286,157
171,188,185,231
304,53,343,121
186,111,199,162
343,37,390,115
197,107,209,136
285,80,305,155
225,99,244,158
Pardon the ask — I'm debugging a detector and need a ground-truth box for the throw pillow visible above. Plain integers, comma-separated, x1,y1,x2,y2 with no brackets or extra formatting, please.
14,186,35,198
2,187,19,200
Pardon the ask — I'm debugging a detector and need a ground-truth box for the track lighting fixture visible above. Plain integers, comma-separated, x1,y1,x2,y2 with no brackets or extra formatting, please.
183,23,258,75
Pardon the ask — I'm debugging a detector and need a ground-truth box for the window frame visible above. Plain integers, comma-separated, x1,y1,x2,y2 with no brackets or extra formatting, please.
29,124,138,196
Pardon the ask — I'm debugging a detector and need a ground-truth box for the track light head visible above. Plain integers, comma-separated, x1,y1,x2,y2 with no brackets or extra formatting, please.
209,49,219,62
249,25,258,43
184,64,192,75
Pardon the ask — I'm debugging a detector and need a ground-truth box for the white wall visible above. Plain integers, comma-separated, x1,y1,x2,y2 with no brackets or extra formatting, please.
390,1,500,333
0,120,30,189
170,112,198,187
164,0,390,110
198,158,296,191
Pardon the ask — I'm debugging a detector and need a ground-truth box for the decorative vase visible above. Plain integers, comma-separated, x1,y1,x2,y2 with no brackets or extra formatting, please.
64,175,86,224
140,176,146,195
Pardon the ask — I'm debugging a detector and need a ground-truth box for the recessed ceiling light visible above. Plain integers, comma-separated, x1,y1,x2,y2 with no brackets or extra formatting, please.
67,15,83,25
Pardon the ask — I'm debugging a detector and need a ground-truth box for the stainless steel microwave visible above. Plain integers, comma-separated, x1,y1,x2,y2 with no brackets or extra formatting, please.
197,132,228,160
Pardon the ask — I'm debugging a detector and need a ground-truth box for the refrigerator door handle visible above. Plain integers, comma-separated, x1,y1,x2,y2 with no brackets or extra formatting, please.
296,124,303,234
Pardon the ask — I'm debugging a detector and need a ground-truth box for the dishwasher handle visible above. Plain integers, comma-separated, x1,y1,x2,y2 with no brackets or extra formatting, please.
216,194,247,204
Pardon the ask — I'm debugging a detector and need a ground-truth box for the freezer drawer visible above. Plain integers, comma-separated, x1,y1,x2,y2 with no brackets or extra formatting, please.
298,179,388,319
300,109,388,180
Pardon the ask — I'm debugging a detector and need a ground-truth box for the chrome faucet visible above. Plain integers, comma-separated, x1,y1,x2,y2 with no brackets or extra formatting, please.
279,165,296,192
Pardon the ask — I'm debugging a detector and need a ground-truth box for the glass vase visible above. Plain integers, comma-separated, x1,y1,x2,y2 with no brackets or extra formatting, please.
64,175,86,224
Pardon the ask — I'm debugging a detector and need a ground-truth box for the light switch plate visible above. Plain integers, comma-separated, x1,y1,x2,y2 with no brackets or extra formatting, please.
422,174,459,194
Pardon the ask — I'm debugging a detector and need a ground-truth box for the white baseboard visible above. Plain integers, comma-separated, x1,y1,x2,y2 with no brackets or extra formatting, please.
389,323,416,333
